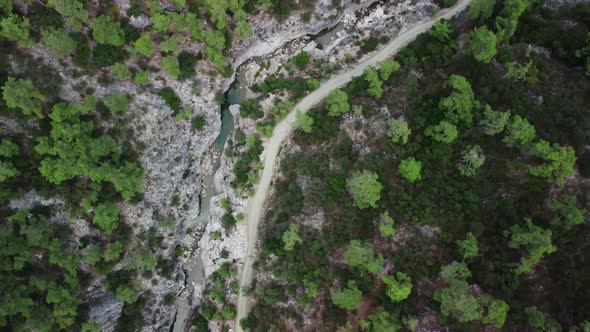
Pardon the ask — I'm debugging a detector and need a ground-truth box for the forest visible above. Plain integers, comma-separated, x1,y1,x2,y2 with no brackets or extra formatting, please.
0,0,311,330
218,0,590,330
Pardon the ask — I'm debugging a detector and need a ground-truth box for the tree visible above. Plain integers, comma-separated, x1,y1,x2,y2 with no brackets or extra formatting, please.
440,261,471,282
457,232,478,260
434,279,484,323
235,10,253,40
47,0,88,29
502,0,530,19
292,51,311,69
116,286,138,304
0,161,20,182
504,218,557,275
439,75,478,126
361,307,402,332
428,19,453,42
468,26,497,63
530,140,576,185
425,121,458,143
202,0,230,30
294,110,314,132
387,119,411,144
112,63,130,79
504,60,532,81
382,272,413,302
103,241,123,262
398,157,422,183
346,170,383,209
344,240,384,274
162,55,180,78
92,15,125,46
41,28,77,59
495,16,518,43
457,145,485,177
0,14,34,47
134,32,154,56
160,35,184,53
103,92,129,114
134,70,150,85
503,114,535,147
379,60,400,80
483,300,509,328
331,281,362,310
379,212,395,237
468,0,496,21
327,89,350,116
2,78,45,118
282,224,302,251
551,194,586,230
93,203,119,234
479,104,509,135
365,67,384,98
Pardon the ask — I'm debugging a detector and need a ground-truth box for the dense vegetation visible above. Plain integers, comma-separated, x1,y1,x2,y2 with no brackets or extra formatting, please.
0,0,303,330
238,1,590,331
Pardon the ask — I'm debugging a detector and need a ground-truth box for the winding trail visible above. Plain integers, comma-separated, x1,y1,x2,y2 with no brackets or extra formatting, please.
234,0,471,329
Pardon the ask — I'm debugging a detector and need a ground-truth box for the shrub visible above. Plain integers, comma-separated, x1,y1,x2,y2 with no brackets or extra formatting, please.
159,87,181,114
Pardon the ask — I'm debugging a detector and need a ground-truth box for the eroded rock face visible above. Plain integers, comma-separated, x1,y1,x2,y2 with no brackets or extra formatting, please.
88,293,124,332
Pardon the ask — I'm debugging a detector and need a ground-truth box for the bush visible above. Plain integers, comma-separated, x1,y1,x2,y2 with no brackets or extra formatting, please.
240,99,263,119
159,87,182,114
222,213,237,233
178,51,197,80
93,44,127,68
292,51,311,69
191,115,206,131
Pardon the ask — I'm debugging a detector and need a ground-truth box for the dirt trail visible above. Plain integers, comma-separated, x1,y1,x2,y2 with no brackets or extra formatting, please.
234,0,471,329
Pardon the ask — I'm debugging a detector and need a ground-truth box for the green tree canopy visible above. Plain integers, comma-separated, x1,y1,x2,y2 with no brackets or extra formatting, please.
92,15,125,46
482,300,509,328
495,16,518,43
134,32,154,56
439,75,479,126
469,26,497,63
282,224,302,251
162,55,180,78
429,19,453,42
103,92,129,114
503,114,536,147
434,279,484,323
235,10,253,40
294,110,314,133
360,307,402,332
457,232,479,260
468,0,496,21
2,78,45,118
47,0,88,29
379,60,400,81
103,241,123,262
425,120,458,143
346,170,383,209
379,212,395,237
398,157,422,183
41,28,77,59
93,203,119,234
0,14,34,47
479,104,510,135
530,140,576,185
331,280,362,310
504,218,557,275
551,194,586,230
344,240,384,274
34,98,143,200
387,118,411,144
382,272,413,302
365,67,384,98
292,51,311,70
456,145,485,177
327,89,350,116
